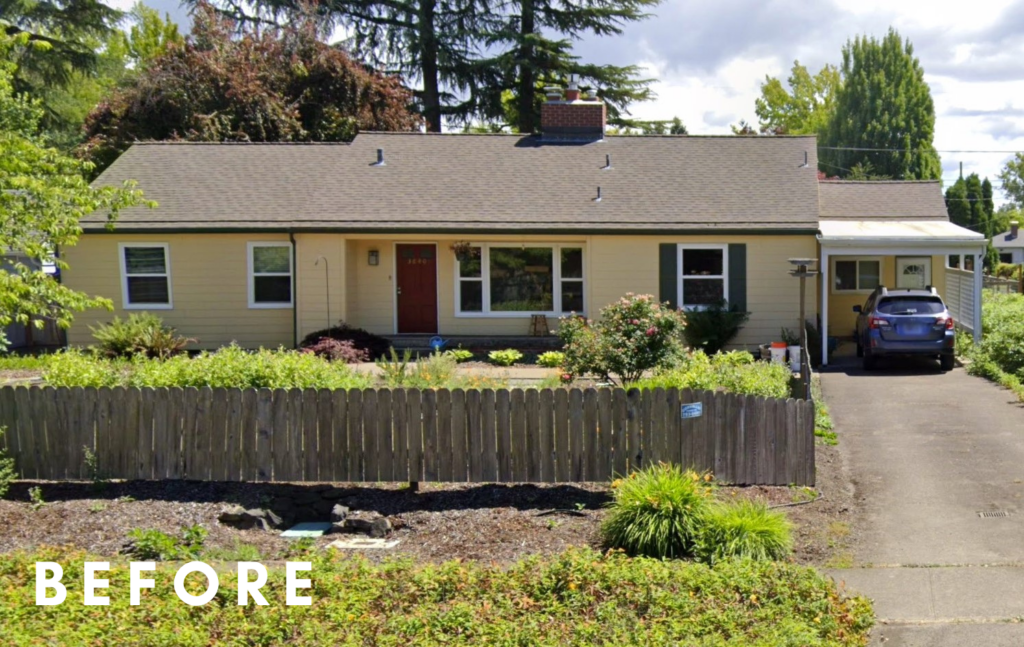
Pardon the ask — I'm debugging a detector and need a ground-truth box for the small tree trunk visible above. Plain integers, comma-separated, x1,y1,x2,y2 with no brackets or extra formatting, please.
516,0,537,133
419,0,442,132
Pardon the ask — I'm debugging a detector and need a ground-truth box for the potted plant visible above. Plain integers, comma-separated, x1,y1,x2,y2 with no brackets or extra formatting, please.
781,327,801,372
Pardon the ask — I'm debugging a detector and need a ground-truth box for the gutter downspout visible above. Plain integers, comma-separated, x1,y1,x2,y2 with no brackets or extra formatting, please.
290,231,298,349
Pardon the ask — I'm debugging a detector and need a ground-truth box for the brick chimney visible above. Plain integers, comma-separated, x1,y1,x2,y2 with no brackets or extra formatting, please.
1012,220,1019,239
540,77,606,141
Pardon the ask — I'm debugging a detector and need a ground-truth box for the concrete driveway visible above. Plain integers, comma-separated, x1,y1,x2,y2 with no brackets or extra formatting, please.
821,352,1024,645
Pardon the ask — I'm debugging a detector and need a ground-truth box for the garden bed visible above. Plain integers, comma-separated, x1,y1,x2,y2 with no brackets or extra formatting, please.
0,442,852,566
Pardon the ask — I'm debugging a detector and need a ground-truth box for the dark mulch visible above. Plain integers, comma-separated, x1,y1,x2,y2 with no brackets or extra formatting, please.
0,443,854,565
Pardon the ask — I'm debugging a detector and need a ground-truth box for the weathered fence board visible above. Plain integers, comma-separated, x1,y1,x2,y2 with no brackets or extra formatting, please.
0,386,815,485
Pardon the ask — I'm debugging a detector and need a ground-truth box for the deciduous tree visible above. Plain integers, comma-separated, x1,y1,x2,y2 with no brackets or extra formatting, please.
755,60,840,136
0,35,150,349
80,5,421,173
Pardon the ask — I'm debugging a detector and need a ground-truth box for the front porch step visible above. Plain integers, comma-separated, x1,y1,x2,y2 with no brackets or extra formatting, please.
384,335,561,353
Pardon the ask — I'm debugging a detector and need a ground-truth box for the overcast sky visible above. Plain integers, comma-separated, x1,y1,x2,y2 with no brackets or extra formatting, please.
110,0,1024,200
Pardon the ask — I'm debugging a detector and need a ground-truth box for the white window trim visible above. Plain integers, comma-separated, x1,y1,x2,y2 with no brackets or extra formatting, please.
119,242,172,310
454,243,586,318
677,243,728,311
831,256,883,294
247,242,294,309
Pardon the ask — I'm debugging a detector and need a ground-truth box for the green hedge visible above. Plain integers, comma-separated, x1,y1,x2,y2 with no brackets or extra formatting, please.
961,291,1024,401
632,350,793,399
42,346,371,389
0,548,873,646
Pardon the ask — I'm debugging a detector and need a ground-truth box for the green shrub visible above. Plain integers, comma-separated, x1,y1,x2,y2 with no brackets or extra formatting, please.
536,351,565,368
91,313,194,359
408,351,458,388
375,348,413,387
444,347,474,363
0,355,50,371
43,346,371,389
0,428,15,499
682,301,751,354
602,464,714,559
696,500,793,565
559,294,687,384
960,291,1024,402
994,262,1022,279
634,350,792,398
0,547,874,646
488,348,523,366
300,322,391,360
124,525,207,561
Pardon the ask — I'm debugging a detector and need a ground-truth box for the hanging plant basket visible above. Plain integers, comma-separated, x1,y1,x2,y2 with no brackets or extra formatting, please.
450,241,479,262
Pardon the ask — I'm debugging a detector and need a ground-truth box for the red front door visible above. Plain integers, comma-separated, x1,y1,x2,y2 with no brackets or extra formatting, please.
396,244,438,334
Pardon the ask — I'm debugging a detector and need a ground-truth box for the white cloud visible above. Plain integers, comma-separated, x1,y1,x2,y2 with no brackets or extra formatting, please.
574,0,1024,199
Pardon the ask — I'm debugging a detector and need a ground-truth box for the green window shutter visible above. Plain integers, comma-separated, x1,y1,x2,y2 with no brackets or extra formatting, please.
728,243,747,312
659,243,678,308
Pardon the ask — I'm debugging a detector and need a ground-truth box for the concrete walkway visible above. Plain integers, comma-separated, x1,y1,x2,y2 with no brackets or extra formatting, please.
821,352,1024,645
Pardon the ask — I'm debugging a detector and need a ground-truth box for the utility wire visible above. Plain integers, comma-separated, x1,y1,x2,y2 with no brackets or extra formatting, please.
819,146,1022,154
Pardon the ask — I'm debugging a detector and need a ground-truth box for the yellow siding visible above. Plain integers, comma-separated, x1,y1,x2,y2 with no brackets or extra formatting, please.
295,234,346,340
827,255,947,337
342,233,818,349
62,234,294,350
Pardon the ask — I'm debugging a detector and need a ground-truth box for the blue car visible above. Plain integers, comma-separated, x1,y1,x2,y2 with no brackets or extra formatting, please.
853,287,956,371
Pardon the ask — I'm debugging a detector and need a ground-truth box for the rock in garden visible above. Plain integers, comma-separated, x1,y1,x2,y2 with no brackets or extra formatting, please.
218,505,246,523
331,504,350,523
343,513,392,538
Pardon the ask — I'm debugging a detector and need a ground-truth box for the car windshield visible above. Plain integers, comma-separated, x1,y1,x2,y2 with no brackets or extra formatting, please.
876,297,945,315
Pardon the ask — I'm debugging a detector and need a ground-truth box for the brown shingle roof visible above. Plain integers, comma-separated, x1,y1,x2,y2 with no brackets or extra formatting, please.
86,133,822,232
818,180,949,221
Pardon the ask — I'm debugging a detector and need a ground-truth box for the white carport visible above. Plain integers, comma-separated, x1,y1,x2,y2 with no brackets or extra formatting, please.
818,219,987,366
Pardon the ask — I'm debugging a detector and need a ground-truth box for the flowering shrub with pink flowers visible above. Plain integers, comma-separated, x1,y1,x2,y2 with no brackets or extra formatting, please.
558,293,686,384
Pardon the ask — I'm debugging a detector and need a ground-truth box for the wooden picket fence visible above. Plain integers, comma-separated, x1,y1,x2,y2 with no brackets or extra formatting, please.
0,386,815,486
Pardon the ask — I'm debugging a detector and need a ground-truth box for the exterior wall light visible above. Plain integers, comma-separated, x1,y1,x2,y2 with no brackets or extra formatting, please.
368,249,380,266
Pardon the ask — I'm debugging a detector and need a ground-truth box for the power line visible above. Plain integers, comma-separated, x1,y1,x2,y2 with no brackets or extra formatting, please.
819,145,1022,154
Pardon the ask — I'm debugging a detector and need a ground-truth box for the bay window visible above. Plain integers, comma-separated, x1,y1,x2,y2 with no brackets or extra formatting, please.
456,244,585,315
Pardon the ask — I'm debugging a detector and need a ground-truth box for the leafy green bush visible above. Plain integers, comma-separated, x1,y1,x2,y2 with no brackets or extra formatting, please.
960,291,1024,402
602,464,714,559
408,351,458,388
682,301,750,354
488,348,523,366
0,355,50,371
300,322,391,360
444,347,473,363
0,547,874,646
124,525,208,561
375,348,413,387
696,500,793,565
559,294,687,384
0,430,16,499
634,350,792,398
994,262,1022,279
536,351,565,368
91,313,194,359
43,346,371,389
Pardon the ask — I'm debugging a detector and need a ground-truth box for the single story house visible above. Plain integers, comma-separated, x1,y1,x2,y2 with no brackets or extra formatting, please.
992,221,1023,264
63,90,987,365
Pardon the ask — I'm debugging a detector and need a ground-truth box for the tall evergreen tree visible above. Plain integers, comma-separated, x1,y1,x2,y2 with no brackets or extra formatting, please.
819,28,941,180
478,0,658,133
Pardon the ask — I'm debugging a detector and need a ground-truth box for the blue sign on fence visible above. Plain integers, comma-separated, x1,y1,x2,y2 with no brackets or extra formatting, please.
681,402,703,419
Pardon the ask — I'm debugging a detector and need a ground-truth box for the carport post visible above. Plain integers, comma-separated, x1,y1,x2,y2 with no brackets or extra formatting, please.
820,249,829,366
973,251,983,342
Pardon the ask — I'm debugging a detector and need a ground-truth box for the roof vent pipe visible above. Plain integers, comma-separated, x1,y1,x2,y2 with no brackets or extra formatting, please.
799,151,809,168
593,187,602,202
602,154,612,170
373,148,386,166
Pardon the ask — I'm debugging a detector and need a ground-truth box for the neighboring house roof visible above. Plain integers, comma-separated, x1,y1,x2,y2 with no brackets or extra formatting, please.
992,229,1024,248
817,180,949,221
86,133,822,233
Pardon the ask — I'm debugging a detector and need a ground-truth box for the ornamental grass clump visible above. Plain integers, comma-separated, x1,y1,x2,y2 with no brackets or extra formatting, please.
602,464,714,559
696,499,793,565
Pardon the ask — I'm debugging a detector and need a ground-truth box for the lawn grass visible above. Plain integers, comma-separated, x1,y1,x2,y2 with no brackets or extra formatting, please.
0,547,873,646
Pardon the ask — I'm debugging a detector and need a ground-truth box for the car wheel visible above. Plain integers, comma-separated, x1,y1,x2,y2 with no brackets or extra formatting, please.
940,354,955,372
863,351,877,371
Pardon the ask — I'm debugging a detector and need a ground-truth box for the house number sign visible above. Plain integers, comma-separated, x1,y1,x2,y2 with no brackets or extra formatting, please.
681,403,703,419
